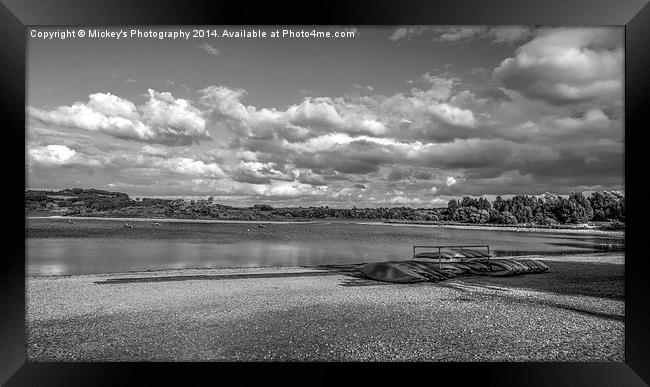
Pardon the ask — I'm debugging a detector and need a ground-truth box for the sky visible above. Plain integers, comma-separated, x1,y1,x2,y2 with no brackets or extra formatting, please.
26,26,624,207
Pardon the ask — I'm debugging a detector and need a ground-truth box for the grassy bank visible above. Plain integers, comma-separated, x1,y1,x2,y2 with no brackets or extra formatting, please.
27,215,625,238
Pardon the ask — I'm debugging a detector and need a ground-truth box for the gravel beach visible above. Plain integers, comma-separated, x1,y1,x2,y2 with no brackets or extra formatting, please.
26,253,624,361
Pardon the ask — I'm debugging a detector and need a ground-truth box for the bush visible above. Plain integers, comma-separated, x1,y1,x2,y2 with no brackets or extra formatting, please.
600,221,625,230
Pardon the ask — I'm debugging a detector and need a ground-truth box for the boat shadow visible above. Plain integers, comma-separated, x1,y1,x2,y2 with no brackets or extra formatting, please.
316,260,624,302
317,262,624,323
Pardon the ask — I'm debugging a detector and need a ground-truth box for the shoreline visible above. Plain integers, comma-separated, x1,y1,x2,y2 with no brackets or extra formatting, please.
27,215,315,225
26,252,625,279
374,222,624,236
28,215,624,237
26,252,624,361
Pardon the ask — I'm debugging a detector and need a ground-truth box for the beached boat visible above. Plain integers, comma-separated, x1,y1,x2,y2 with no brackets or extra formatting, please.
412,245,492,262
355,243,549,283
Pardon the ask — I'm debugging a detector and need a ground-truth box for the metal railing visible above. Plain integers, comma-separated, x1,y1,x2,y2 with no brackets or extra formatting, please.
412,244,491,276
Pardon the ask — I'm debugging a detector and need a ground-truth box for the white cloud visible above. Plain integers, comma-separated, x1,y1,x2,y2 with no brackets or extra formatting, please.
390,26,534,44
430,198,447,205
494,28,623,105
230,161,294,184
141,145,169,157
490,27,535,44
28,144,102,167
29,145,76,165
436,26,486,42
389,27,409,41
426,103,476,127
388,195,422,204
27,28,624,203
157,157,225,178
140,89,208,141
353,83,374,92
87,92,139,118
29,90,211,145
199,86,388,139
199,43,220,56
415,72,457,100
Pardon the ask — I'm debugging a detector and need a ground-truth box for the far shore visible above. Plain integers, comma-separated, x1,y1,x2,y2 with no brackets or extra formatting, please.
27,215,316,225
371,222,624,237
27,215,624,237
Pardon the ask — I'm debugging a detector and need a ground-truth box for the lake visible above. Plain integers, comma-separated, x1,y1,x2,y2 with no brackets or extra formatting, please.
26,217,625,276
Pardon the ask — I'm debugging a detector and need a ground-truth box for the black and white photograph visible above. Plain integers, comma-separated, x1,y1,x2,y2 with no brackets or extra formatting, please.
25,25,625,362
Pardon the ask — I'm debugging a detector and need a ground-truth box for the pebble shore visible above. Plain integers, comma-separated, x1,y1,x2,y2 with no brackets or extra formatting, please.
26,254,624,361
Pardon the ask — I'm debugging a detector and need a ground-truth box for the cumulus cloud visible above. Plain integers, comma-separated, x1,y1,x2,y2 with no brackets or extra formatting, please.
27,27,624,205
197,77,478,148
28,144,102,167
297,170,328,186
494,27,623,106
28,90,211,145
29,145,77,165
157,157,225,178
230,161,295,184
199,85,388,140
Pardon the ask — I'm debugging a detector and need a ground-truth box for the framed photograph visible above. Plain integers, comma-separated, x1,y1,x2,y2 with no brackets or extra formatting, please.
2,0,650,384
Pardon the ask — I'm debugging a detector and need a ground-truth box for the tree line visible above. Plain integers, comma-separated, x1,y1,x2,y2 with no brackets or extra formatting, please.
25,188,624,225
446,191,624,225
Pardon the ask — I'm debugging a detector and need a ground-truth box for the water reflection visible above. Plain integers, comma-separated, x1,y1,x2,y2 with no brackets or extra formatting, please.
26,219,624,276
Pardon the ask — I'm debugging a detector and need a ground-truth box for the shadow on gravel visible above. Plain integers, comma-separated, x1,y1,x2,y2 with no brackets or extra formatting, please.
94,271,341,284
94,261,623,304
458,260,624,301
316,263,624,322
438,281,624,322
317,260,624,302
549,303,624,322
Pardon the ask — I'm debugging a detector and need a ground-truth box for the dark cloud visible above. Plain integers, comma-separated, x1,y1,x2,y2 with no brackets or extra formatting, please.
388,168,411,181
297,171,328,186
471,86,510,102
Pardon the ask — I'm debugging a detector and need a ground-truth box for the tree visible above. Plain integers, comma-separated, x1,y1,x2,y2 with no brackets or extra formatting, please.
589,191,624,221
447,199,459,217
567,192,593,223
498,211,518,224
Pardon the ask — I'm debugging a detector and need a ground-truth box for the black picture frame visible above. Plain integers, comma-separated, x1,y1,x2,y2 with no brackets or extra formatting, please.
2,0,649,385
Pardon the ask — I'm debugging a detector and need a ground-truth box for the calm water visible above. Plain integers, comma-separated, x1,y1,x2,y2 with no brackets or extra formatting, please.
26,218,625,276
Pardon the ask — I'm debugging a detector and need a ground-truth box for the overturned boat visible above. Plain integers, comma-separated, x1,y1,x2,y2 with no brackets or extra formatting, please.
357,245,549,283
